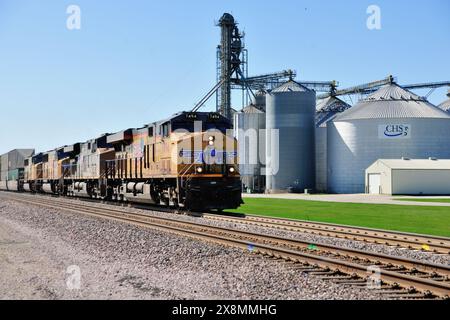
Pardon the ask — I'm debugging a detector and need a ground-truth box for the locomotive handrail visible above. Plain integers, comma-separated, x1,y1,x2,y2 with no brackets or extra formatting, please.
179,161,198,189
100,163,114,179
179,161,197,178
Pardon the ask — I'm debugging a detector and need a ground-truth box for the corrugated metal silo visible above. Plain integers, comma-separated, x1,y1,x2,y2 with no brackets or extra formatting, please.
234,103,266,192
315,97,350,192
253,90,267,111
327,83,450,194
266,80,316,193
438,89,450,113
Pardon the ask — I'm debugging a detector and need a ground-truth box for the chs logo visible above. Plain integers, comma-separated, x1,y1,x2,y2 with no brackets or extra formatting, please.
378,124,411,139
384,125,409,137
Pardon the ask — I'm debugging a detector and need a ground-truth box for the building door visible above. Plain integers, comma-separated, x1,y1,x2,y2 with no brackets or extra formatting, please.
368,174,381,194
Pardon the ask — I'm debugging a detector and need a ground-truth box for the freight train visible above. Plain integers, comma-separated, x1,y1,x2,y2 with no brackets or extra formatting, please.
0,112,243,211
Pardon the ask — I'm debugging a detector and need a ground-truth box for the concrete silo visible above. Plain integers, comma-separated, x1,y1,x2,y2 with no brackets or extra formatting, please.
327,83,450,194
234,103,266,193
315,96,350,192
265,80,316,193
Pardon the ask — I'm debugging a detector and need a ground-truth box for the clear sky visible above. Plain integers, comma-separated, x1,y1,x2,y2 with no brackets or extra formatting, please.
0,0,449,154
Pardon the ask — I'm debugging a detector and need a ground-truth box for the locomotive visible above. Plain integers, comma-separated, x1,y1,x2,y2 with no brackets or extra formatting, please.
1,112,243,211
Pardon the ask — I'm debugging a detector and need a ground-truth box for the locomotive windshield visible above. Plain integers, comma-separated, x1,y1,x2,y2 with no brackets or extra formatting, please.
171,121,231,134
171,112,232,134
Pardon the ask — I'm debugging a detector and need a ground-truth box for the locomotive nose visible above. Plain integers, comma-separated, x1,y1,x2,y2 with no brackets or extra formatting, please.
185,178,242,211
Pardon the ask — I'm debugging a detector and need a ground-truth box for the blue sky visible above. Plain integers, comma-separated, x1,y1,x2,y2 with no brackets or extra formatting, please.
0,0,449,154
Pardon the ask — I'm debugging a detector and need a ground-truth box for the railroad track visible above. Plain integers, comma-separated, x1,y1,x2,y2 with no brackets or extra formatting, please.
8,191,448,255
49,193,450,255
202,212,450,254
1,192,449,299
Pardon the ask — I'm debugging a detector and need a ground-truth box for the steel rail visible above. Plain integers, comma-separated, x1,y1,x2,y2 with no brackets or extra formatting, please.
2,191,449,253
1,193,449,298
8,194,449,277
203,213,450,254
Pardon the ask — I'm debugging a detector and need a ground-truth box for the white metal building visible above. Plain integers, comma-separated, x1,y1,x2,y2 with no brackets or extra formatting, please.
365,158,450,195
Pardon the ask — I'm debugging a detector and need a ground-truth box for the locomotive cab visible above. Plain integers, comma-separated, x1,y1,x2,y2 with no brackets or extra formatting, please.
174,112,242,211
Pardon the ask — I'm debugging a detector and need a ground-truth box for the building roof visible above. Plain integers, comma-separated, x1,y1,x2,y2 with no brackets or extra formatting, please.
270,80,310,93
372,158,450,170
334,83,450,121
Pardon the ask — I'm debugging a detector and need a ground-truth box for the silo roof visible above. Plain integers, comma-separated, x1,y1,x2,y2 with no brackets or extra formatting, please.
270,80,310,93
242,104,265,114
334,83,450,121
438,99,450,112
315,96,351,127
316,112,338,128
316,96,351,112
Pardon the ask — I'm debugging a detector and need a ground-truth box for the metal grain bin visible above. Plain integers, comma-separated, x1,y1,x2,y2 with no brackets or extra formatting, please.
438,89,450,113
315,97,350,192
253,90,267,112
327,83,450,193
265,80,316,193
234,104,266,192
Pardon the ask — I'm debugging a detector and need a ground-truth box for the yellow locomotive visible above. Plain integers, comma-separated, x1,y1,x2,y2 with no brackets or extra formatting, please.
21,112,242,211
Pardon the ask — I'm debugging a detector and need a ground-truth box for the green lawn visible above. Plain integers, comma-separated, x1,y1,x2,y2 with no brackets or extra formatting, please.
394,198,450,203
229,198,450,237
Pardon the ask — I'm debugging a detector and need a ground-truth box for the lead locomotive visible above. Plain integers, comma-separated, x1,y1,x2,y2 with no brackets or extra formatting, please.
15,112,242,211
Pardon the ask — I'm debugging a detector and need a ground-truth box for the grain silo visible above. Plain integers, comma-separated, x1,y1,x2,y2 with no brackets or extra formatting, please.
315,96,350,192
438,89,450,113
253,90,267,111
234,103,266,192
265,80,316,193
327,82,450,194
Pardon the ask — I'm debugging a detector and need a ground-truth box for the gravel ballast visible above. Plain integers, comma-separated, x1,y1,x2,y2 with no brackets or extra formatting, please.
49,195,449,266
0,197,385,300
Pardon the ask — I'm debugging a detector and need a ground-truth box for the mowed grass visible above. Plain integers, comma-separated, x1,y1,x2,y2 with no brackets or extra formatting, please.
394,198,450,204
228,198,450,237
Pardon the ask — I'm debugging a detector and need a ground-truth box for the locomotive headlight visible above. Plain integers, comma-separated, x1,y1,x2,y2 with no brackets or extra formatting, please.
208,136,215,141
229,167,235,173
208,136,215,146
196,167,203,174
